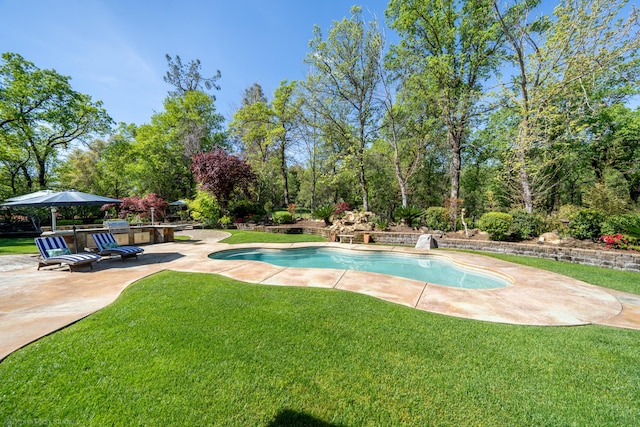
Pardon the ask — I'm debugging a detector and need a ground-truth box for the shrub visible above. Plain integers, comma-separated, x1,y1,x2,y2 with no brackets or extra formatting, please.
600,234,634,250
333,202,351,217
424,207,449,231
569,209,604,240
601,213,640,236
374,217,389,231
394,205,424,227
583,182,629,215
219,215,232,228
187,191,219,227
312,204,335,226
479,212,513,241
272,211,293,224
231,200,260,220
509,209,544,240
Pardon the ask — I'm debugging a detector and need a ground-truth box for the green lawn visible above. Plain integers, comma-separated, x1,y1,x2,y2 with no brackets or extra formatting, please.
457,250,640,295
0,237,38,254
2,231,639,424
1,271,638,426
219,229,327,244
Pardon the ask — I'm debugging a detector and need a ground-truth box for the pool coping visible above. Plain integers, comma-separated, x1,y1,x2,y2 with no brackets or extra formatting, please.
1,230,639,362
206,242,625,327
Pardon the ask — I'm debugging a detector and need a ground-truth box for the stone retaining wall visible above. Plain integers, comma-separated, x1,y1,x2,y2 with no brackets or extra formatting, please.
435,238,640,273
260,226,640,272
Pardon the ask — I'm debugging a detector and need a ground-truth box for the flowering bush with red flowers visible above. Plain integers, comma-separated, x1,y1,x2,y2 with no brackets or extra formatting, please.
600,234,630,250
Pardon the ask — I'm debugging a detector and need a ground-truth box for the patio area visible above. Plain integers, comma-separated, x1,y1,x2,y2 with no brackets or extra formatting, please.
1,229,639,361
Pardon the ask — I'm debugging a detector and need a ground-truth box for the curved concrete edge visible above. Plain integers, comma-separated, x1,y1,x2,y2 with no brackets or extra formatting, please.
596,289,640,329
2,231,639,362
205,243,625,327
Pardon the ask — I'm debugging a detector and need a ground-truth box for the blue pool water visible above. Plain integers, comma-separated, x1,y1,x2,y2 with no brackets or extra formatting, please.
209,247,510,289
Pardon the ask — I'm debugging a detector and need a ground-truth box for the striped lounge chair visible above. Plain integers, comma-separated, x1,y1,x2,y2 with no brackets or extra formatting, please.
35,236,102,272
91,232,144,259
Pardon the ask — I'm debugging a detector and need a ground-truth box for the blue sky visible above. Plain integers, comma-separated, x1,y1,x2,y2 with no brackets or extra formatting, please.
0,0,392,126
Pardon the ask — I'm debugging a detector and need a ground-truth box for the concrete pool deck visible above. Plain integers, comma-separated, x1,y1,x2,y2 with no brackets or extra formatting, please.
1,229,639,361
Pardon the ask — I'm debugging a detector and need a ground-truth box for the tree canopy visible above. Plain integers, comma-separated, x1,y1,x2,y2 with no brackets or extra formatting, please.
3,1,640,235
0,52,112,192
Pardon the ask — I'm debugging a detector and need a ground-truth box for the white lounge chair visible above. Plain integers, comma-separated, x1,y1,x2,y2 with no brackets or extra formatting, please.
35,236,101,272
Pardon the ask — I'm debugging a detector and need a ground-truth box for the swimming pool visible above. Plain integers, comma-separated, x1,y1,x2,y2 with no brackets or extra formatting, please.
209,247,511,289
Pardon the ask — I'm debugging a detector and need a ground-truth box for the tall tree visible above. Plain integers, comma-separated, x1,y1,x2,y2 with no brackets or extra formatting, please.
164,54,221,97
241,82,267,107
56,123,136,198
191,149,257,212
378,58,440,208
0,52,112,190
163,55,226,157
161,90,226,157
230,83,271,163
582,104,640,203
305,6,384,211
229,83,276,207
493,0,640,212
269,80,302,206
386,0,505,225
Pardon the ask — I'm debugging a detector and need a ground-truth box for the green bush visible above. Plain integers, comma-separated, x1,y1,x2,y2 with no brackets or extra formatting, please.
424,207,449,231
479,212,513,241
374,217,389,231
569,209,604,240
272,211,293,224
219,215,232,228
583,182,629,215
601,213,640,236
187,191,219,227
312,204,335,226
394,205,424,227
231,200,264,219
509,209,544,240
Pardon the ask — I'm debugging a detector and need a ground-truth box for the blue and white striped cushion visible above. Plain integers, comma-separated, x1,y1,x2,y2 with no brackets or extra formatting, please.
35,237,101,264
92,233,143,256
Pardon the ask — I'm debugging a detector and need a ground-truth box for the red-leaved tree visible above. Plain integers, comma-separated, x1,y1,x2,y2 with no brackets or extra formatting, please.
191,149,256,211
102,193,168,221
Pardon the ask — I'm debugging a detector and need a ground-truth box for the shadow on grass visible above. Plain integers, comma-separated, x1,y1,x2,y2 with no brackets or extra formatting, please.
267,409,346,427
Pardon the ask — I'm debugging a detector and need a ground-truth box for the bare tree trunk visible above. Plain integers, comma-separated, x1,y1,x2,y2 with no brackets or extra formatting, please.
359,154,369,211
279,140,289,206
359,123,369,211
448,129,462,229
518,149,534,213
518,118,534,214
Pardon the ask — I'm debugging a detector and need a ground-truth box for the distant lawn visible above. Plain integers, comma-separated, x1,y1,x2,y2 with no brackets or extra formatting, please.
0,237,38,255
1,271,638,426
456,250,640,295
220,229,326,244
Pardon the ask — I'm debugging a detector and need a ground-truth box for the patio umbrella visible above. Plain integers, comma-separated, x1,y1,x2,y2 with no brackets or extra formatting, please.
3,190,57,231
5,189,55,202
1,190,123,252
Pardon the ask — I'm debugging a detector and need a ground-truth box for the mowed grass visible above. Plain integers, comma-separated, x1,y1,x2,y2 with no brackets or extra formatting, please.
458,250,640,295
219,229,326,244
0,237,38,254
1,271,639,426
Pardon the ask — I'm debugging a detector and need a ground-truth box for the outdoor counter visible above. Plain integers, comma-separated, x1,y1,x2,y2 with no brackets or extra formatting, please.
42,225,180,252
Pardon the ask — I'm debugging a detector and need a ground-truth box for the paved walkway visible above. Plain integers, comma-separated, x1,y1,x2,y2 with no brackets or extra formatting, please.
2,229,639,361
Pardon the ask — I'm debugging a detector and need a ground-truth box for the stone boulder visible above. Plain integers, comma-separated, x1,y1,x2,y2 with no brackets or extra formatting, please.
415,234,438,250
329,210,375,235
538,232,562,245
